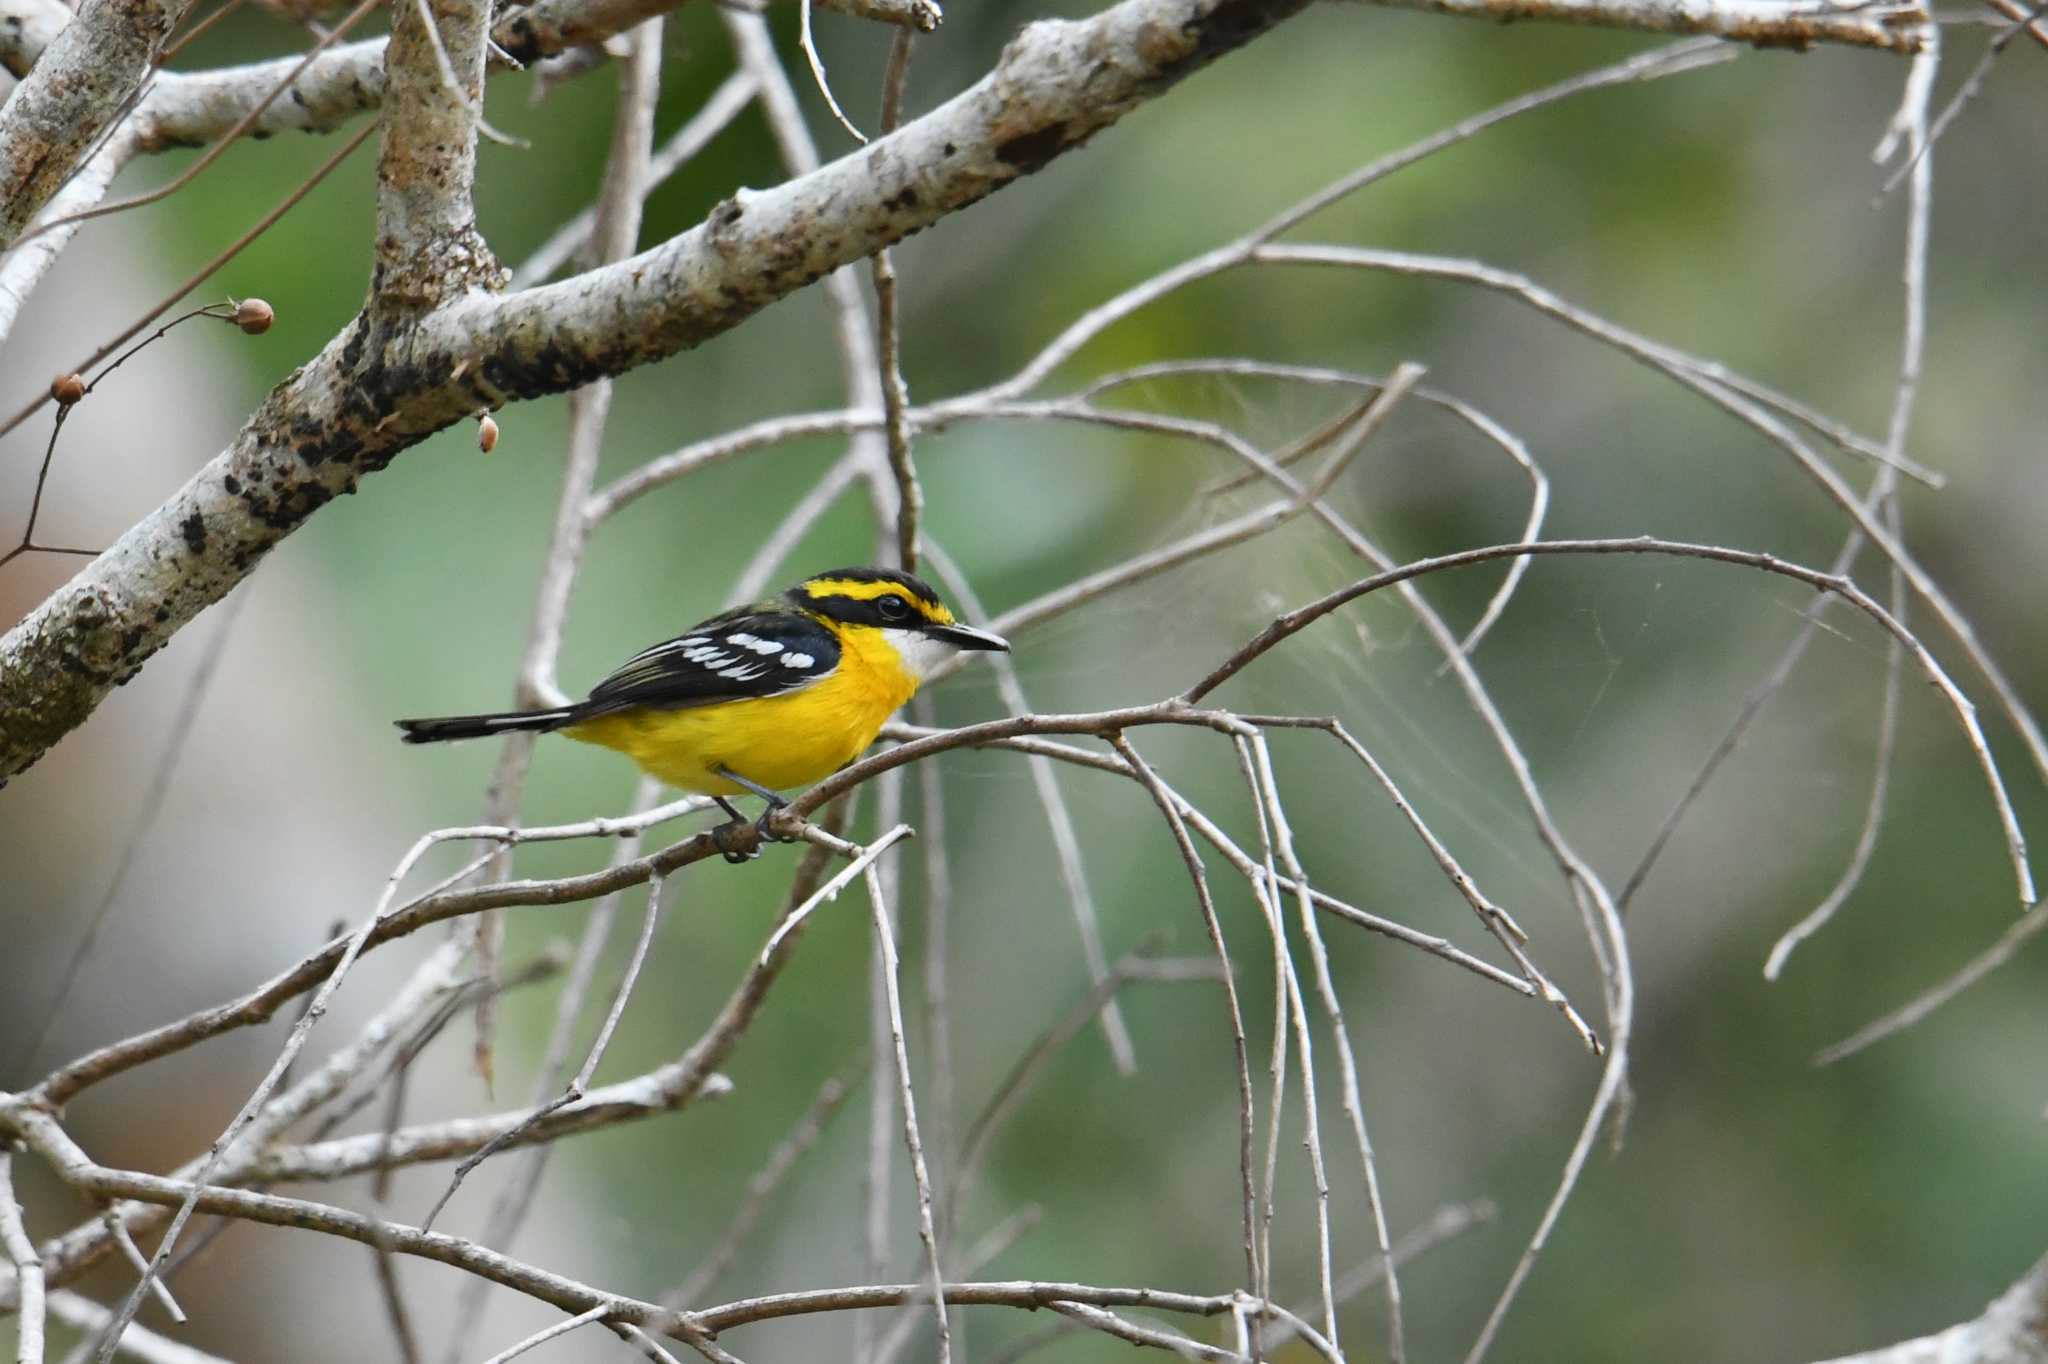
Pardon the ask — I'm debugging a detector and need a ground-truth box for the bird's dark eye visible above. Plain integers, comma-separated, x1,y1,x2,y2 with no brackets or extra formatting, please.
876,594,911,621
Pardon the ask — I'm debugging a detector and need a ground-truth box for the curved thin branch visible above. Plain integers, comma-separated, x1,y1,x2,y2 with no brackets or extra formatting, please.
245,1063,735,1182
1186,536,2033,912
1368,0,1926,50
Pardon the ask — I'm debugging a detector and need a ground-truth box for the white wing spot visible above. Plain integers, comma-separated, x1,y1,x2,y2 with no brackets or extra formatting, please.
781,652,815,669
727,632,783,655
720,664,768,680
680,636,711,647
683,645,737,668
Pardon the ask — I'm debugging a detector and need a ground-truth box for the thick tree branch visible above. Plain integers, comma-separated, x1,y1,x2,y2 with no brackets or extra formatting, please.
0,0,1313,782
0,0,180,247
130,40,391,149
372,0,499,307
0,129,129,342
1,0,926,157
0,0,70,78
1815,1252,2048,1364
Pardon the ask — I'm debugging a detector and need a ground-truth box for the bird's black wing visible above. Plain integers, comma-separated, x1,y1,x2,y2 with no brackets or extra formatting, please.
575,607,841,716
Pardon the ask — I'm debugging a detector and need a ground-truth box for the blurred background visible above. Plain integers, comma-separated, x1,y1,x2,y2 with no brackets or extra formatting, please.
4,1,2048,1359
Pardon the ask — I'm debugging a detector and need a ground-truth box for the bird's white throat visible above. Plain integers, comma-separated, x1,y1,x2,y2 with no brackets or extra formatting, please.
885,627,964,682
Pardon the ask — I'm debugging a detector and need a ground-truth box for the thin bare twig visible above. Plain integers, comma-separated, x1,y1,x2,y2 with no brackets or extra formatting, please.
797,0,866,142
1761,27,1935,975
1094,358,1545,657
1465,892,1632,1361
1249,242,2047,805
468,3,664,1118
858,773,907,1364
921,540,1138,1073
156,0,248,61
1249,734,1403,1361
6,584,252,1078
370,1238,424,1364
421,871,671,1231
1187,537,2032,918
871,27,920,571
761,826,914,962
1233,737,1335,1350
40,1291,231,1364
1262,1200,1497,1353
943,939,1201,1235
1,1148,43,1364
862,853,951,1363
16,0,382,244
1047,1301,1233,1361
871,1207,1044,1364
476,1302,614,1364
1111,733,1262,1360
0,119,376,447
1816,904,2048,1066
434,794,651,1362
73,933,468,1359
81,874,469,1362
912,692,956,1187
921,720,1550,997
666,1060,866,1306
100,1213,182,1324
509,70,758,289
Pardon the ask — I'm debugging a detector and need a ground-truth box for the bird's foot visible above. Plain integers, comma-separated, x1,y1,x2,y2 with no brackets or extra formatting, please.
712,819,761,865
754,800,800,846
710,793,798,864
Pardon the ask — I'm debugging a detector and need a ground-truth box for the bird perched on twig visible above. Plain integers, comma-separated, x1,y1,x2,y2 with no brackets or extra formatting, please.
396,567,1008,860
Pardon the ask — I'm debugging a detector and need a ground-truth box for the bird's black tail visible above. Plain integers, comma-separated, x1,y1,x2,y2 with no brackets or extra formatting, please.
395,706,579,744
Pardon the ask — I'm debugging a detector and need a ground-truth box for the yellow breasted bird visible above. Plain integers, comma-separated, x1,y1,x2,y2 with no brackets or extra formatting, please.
396,568,1008,858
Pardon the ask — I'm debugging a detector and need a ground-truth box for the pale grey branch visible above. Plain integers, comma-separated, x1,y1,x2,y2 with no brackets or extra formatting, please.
244,1067,733,1182
1812,1251,2048,1364
0,0,179,248
1369,0,1925,49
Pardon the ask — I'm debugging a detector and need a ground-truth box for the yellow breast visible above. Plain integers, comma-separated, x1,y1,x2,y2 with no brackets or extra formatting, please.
562,627,918,795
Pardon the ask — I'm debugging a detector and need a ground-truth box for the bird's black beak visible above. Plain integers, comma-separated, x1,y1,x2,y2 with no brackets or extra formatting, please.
929,622,1009,652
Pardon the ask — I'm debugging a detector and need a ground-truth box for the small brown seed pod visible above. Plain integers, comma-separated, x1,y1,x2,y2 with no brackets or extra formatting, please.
233,298,274,335
477,413,499,454
50,373,86,405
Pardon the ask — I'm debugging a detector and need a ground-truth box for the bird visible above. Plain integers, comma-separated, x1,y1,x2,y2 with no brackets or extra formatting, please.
396,567,1009,859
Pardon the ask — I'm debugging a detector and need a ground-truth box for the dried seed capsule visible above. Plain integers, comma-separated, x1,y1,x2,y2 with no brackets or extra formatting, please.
50,373,85,405
233,298,274,335
477,414,499,454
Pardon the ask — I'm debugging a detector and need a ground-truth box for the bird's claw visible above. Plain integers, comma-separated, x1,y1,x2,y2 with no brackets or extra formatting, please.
713,819,761,864
754,805,800,845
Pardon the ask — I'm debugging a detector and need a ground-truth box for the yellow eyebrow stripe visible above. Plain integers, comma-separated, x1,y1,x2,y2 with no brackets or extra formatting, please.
802,578,955,623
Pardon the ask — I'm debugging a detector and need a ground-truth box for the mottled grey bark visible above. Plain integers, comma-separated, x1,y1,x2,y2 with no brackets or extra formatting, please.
0,0,70,78
0,0,181,247
371,0,501,308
